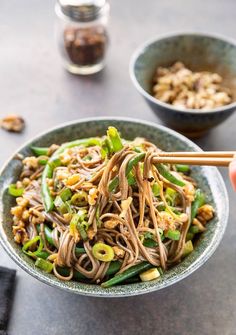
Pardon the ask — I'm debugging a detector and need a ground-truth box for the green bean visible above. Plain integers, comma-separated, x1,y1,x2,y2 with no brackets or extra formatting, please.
109,153,145,192
106,261,121,276
101,262,152,288
191,189,205,222
176,164,190,173
35,258,53,273
31,146,49,156
155,164,185,187
41,137,101,212
107,127,123,152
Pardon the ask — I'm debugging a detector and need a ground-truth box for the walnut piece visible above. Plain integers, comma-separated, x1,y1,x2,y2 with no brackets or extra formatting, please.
0,114,25,132
152,62,233,110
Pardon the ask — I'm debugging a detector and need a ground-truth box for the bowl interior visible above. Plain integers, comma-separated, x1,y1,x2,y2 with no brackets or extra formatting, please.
0,118,228,297
133,34,236,102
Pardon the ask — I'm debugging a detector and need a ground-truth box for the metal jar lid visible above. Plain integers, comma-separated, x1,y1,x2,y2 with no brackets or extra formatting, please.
57,0,109,22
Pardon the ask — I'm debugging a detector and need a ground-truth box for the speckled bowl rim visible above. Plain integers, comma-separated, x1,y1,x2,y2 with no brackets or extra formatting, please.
130,31,236,115
0,117,229,297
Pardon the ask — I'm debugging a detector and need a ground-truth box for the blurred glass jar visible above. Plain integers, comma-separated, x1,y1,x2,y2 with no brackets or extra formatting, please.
55,0,110,75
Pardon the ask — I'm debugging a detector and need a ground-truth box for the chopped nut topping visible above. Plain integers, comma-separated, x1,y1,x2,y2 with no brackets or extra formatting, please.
0,114,25,132
197,204,214,224
113,246,125,259
152,62,232,110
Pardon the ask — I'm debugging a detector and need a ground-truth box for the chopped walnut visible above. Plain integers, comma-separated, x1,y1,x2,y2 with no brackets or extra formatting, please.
104,219,119,229
88,187,98,206
197,204,214,224
0,114,25,132
113,246,125,259
23,156,38,170
183,182,195,202
87,227,96,240
152,62,232,110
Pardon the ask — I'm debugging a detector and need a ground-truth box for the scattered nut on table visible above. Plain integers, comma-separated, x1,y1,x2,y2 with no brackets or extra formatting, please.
152,62,233,110
0,114,25,133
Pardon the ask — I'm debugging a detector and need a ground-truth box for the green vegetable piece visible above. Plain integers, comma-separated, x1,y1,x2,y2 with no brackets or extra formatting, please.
143,238,158,248
155,164,185,187
189,225,199,234
54,196,71,214
8,184,24,197
191,189,205,222
31,146,49,156
71,191,88,206
77,221,88,241
186,232,194,241
22,236,44,257
59,188,72,202
38,158,48,166
107,127,123,152
35,258,53,273
106,261,121,276
165,229,181,241
176,164,190,173
34,250,50,260
183,240,194,257
101,262,152,288
152,183,160,197
92,242,114,262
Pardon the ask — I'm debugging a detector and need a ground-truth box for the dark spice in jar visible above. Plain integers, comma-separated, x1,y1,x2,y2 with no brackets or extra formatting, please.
64,27,107,66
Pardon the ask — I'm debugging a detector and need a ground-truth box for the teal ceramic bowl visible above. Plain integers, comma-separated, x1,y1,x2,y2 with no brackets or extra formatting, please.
0,117,229,297
130,32,236,137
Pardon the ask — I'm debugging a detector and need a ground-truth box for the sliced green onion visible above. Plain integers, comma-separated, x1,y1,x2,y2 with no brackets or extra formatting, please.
54,196,72,214
8,184,24,197
95,207,102,227
77,221,88,241
92,242,114,262
155,164,185,187
35,258,53,273
71,191,88,206
176,164,190,173
183,240,194,257
165,229,181,241
22,236,43,257
59,188,72,202
152,183,160,197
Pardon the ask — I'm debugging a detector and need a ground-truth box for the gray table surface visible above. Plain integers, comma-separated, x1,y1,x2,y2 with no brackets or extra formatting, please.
1,1,236,334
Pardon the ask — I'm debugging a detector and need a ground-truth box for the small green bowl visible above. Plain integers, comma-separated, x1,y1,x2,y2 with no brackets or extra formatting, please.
130,32,236,137
0,117,229,297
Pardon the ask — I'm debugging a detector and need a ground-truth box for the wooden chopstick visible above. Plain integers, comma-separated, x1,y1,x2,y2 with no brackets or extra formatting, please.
157,151,236,158
152,156,232,166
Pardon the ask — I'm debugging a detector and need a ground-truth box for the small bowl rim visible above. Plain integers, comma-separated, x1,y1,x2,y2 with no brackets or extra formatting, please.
129,31,236,115
0,117,229,297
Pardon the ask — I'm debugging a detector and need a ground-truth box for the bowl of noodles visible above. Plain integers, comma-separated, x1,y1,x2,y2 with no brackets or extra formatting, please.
0,117,228,297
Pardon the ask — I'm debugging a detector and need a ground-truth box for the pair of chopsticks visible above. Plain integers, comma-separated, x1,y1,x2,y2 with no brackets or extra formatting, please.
152,151,236,166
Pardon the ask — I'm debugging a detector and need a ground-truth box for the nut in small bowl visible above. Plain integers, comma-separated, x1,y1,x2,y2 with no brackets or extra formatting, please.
130,33,236,138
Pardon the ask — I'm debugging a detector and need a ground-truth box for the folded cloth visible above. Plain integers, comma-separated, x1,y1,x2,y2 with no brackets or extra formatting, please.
0,266,16,335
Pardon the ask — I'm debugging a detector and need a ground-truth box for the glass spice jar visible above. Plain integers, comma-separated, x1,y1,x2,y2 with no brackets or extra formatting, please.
55,0,110,75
